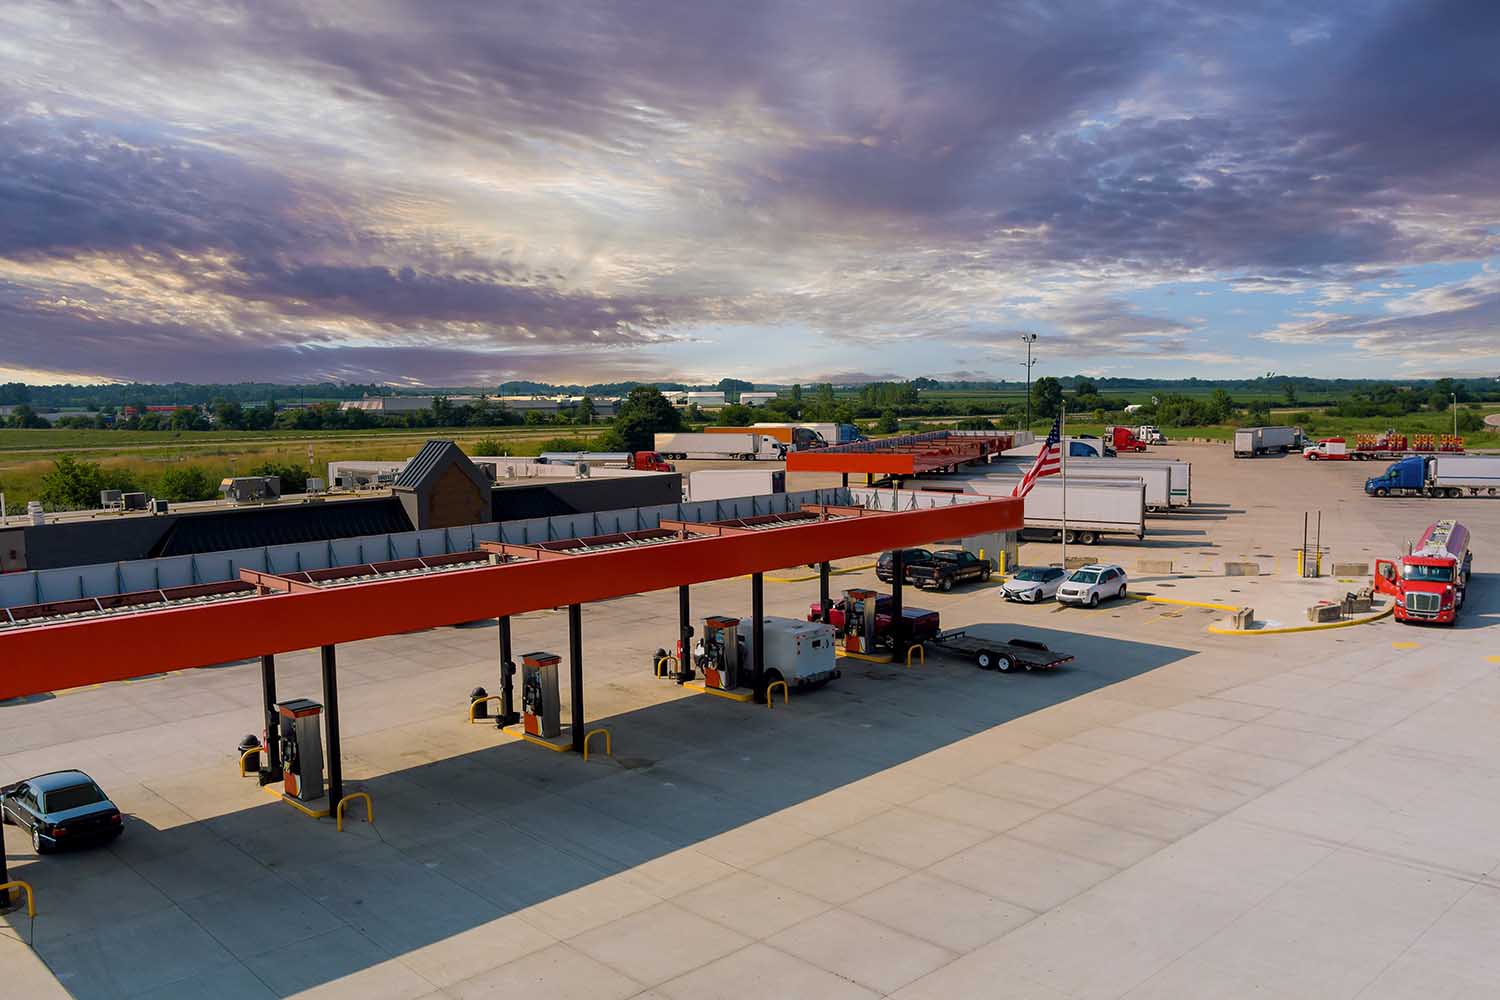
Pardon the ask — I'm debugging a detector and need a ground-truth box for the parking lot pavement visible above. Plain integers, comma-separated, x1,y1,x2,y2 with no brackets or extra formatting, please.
5,443,1500,998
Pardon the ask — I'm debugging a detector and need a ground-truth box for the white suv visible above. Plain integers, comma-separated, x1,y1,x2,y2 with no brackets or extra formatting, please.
1056,564,1128,607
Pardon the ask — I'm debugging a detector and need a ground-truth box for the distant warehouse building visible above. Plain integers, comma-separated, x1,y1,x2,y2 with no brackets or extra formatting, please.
341,395,616,417
739,391,779,407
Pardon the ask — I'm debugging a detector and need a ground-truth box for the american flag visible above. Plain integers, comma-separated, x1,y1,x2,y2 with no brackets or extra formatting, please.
1011,416,1062,498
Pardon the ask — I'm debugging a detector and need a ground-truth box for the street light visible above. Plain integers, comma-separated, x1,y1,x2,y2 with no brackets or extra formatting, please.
1021,332,1038,429
1453,392,1458,439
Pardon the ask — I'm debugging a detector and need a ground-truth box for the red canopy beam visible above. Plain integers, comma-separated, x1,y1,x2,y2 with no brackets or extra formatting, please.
0,497,1019,700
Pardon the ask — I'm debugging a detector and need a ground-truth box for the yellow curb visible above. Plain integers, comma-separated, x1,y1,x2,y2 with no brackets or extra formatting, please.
765,562,877,583
1487,656,1500,664
1127,593,1239,612
1207,605,1394,636
1391,641,1419,650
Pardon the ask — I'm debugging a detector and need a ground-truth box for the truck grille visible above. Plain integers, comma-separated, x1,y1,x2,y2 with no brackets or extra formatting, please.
1405,592,1440,615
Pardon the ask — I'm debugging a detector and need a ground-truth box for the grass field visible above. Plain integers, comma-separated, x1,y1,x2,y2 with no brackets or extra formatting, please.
0,425,608,508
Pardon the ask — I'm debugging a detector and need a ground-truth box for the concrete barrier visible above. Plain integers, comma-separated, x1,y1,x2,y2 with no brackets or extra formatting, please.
1307,603,1343,623
1224,561,1260,577
1137,559,1174,575
1232,607,1254,629
1333,562,1369,578
1065,556,1093,570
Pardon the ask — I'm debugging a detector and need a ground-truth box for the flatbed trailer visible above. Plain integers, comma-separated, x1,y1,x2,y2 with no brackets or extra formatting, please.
926,629,1074,673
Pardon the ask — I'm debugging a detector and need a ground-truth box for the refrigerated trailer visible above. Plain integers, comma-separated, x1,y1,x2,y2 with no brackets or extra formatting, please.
980,458,1179,511
919,476,1147,543
1365,455,1500,498
655,432,787,460
1234,426,1302,457
686,469,786,501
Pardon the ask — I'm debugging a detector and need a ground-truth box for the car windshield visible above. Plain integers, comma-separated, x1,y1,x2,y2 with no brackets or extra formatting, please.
43,781,105,812
1402,563,1453,582
1068,570,1102,584
1012,568,1050,582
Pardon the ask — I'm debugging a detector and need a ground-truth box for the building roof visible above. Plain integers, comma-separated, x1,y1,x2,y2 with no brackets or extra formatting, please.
394,439,491,494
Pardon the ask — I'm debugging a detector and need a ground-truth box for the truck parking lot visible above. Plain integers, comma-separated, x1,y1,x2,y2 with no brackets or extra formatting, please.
4,443,1499,999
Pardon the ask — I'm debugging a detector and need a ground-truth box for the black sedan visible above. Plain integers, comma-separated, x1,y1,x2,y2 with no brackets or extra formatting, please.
1,770,123,853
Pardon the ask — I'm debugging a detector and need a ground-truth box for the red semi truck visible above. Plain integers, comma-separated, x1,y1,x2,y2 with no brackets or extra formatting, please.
1104,426,1147,453
1375,520,1472,625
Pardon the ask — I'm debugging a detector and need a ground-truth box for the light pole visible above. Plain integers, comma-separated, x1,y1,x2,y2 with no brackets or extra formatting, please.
1452,393,1458,439
1021,332,1038,429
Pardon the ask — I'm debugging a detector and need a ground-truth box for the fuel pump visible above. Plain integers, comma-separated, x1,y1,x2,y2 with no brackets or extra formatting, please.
276,699,325,802
841,589,880,654
521,651,562,738
695,616,742,690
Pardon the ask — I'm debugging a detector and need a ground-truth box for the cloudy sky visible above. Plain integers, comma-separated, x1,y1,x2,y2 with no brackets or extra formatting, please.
2,0,1497,386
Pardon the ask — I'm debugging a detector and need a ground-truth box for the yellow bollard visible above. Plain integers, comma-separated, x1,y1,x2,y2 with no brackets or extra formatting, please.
583,728,612,760
0,880,35,918
468,695,504,723
336,792,373,832
765,680,789,708
905,644,926,668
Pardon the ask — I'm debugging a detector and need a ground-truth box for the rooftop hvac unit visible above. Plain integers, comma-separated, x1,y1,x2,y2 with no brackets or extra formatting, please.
476,462,497,483
150,498,168,514
575,462,591,478
220,475,282,503
122,492,148,510
27,500,45,525
100,489,124,509
305,477,327,494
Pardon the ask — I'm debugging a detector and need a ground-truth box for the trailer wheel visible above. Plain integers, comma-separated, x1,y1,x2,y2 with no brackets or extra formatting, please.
1064,530,1078,543
1448,488,1462,499
995,653,1015,673
1079,531,1098,545
975,649,994,670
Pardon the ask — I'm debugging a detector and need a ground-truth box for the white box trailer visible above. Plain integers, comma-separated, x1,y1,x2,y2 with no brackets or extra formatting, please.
687,469,786,501
924,476,1146,543
1075,457,1191,507
982,458,1172,511
655,432,786,460
1234,425,1301,457
981,456,1189,509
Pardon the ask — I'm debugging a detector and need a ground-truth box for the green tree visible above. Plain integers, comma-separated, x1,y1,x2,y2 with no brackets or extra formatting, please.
576,396,596,425
9,404,50,429
876,410,900,434
248,462,311,494
1030,377,1063,419
716,403,755,426
1281,381,1298,406
601,386,683,451
39,456,107,508
1073,378,1098,398
153,466,218,502
1208,388,1234,422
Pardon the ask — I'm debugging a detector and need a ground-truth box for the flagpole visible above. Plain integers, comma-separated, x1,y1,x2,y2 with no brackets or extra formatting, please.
1060,401,1067,570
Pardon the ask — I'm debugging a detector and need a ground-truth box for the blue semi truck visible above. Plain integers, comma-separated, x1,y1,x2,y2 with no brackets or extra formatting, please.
1365,455,1500,498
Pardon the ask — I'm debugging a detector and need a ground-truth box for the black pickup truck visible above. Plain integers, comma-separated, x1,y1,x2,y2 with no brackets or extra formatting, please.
907,549,992,592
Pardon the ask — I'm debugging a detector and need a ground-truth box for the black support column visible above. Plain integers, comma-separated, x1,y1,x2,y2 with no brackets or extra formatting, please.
841,472,849,489
260,654,282,783
498,616,518,726
890,550,905,652
678,585,693,681
819,561,831,623
751,572,765,699
568,604,584,752
320,644,343,806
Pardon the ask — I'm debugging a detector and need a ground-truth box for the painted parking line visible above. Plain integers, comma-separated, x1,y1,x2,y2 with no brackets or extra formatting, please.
1392,642,1420,650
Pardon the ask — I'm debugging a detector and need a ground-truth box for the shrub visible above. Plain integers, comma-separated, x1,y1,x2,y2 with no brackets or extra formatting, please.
152,466,219,502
